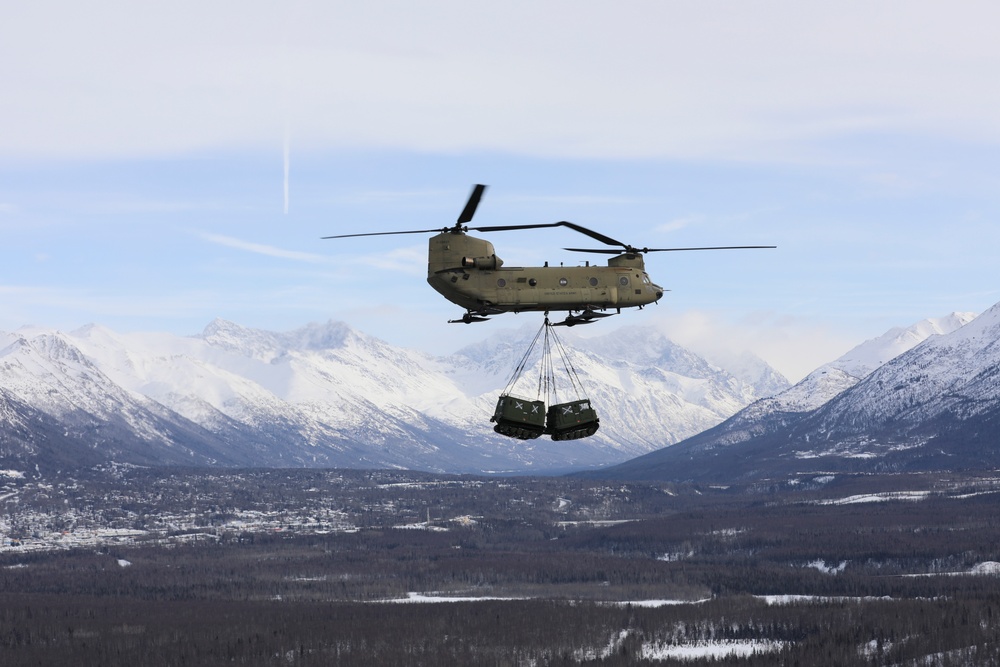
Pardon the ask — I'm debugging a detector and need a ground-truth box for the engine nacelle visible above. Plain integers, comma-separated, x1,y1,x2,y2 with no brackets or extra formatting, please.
461,255,504,270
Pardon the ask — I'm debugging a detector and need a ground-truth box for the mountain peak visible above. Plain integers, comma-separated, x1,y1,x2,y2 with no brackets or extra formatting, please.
284,320,360,351
936,304,1000,347
831,311,976,379
197,318,282,359
201,318,247,338
0,335,32,357
71,322,107,337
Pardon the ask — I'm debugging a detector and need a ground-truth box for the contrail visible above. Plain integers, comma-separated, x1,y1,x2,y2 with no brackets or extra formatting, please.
283,124,290,215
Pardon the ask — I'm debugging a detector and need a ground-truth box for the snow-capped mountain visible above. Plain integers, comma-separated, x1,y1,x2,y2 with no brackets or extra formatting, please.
0,330,251,468
592,309,1000,483
802,305,1000,456
0,319,787,474
611,312,975,454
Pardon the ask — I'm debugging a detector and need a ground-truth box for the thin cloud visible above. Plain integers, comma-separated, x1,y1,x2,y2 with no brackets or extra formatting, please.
200,233,325,263
647,309,859,383
339,246,427,277
508,194,640,206
656,216,700,234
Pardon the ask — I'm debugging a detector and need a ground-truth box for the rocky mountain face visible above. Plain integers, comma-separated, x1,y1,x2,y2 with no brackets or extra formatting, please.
0,319,787,474
589,310,1000,483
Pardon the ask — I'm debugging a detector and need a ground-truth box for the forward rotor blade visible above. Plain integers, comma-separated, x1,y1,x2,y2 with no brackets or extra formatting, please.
471,220,628,248
457,184,487,224
322,228,447,239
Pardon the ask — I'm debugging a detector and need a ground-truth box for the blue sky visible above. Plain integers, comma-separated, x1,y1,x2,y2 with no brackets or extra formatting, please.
3,2,1000,381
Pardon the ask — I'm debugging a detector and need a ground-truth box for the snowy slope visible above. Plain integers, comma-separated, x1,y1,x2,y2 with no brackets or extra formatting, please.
0,386,104,468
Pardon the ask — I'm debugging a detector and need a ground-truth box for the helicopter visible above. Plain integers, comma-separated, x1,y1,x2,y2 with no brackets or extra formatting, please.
325,184,774,326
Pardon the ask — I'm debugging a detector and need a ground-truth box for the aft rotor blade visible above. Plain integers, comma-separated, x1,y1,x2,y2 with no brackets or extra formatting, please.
457,184,487,224
471,220,628,248
322,228,447,239
645,245,777,252
565,245,776,254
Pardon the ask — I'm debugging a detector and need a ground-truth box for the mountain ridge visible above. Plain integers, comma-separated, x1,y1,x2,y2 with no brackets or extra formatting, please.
0,318,787,474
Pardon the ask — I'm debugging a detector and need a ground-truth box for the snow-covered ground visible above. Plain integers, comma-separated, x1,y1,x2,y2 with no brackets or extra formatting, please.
817,491,932,505
641,640,786,660
381,592,528,603
576,628,785,662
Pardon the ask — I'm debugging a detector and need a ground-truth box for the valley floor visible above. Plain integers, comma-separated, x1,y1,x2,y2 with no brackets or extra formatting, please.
3,466,1000,665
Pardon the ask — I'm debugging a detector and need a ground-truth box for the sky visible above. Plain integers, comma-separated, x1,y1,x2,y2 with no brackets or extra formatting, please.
3,1,1000,382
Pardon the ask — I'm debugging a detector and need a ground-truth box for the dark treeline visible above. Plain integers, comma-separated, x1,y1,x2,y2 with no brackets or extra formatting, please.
4,467,1000,664
3,593,1000,666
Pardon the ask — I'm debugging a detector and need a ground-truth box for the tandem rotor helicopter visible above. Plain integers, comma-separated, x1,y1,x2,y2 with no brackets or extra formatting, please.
325,185,774,327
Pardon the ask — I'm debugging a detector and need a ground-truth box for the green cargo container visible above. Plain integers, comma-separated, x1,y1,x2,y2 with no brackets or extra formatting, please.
546,399,600,441
491,394,546,440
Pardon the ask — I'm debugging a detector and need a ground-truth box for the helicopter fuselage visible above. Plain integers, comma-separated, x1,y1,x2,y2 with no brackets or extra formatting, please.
426,231,664,315
326,184,770,325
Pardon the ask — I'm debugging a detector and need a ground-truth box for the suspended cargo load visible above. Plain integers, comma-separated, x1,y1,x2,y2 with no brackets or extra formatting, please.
491,317,600,441
546,399,600,441
491,395,546,440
